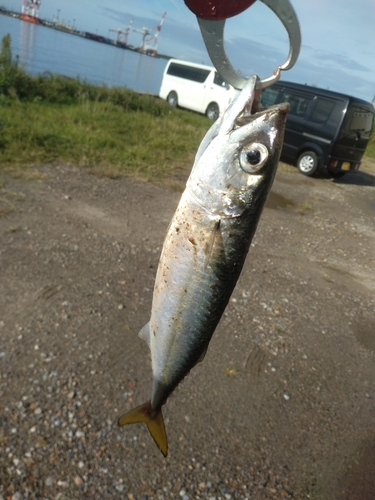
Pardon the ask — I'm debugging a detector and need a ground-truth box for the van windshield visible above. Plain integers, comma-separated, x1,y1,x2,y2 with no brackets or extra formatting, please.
167,63,210,83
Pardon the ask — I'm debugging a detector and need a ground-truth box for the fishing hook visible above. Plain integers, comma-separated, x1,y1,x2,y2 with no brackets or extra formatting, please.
185,0,301,90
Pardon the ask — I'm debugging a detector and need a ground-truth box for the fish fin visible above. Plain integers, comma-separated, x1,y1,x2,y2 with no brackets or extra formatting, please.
118,401,168,457
204,219,220,270
138,322,151,347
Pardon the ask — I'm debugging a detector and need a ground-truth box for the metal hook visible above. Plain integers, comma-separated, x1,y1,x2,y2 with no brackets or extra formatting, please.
196,0,301,90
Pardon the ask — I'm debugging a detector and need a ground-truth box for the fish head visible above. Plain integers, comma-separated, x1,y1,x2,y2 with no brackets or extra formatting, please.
187,76,289,217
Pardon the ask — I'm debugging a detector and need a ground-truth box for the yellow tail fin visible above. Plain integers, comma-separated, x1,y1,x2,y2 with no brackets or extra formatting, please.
118,401,168,457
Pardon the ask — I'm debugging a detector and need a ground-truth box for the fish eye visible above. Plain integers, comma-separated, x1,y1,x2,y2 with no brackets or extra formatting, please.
240,143,268,173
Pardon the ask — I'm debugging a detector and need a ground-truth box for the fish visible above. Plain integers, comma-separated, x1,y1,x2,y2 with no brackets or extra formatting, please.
118,75,289,457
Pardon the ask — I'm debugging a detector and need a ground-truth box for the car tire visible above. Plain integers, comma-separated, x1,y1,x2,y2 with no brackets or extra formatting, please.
167,91,178,107
297,151,319,176
206,102,219,120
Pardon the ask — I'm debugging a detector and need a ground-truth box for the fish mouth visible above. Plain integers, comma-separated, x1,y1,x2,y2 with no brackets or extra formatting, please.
220,74,288,129
231,97,289,148
235,86,289,128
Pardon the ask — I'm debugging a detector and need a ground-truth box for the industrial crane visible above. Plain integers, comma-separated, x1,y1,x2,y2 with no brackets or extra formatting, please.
133,12,166,56
109,19,133,47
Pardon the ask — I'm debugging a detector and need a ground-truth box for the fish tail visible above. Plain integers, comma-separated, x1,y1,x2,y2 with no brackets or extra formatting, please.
118,401,168,457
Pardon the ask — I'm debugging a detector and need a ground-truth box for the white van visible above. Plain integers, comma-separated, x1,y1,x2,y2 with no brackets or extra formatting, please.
159,59,238,120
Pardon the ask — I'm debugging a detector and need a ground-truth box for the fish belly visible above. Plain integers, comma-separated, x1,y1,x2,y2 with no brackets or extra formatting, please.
149,189,253,409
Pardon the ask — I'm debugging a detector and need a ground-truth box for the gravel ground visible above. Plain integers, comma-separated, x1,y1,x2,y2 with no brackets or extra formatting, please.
0,162,374,500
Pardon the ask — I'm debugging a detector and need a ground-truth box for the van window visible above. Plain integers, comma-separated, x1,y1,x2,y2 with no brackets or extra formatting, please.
213,72,228,88
283,92,312,117
342,104,374,140
309,98,336,125
261,88,279,107
166,62,210,83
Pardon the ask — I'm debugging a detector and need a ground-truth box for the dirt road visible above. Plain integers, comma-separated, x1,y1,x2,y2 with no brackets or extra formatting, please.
1,163,374,500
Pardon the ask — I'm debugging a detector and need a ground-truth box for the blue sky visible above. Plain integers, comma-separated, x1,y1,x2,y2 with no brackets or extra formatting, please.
2,0,375,102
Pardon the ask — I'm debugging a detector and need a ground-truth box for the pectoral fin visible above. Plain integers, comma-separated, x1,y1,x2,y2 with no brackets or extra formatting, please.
139,322,151,347
118,401,168,457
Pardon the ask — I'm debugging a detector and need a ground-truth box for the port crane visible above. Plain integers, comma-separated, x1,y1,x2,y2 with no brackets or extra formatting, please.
109,19,133,47
133,12,166,56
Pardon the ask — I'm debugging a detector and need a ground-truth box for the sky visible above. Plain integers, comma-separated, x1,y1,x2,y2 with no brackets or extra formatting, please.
1,0,375,102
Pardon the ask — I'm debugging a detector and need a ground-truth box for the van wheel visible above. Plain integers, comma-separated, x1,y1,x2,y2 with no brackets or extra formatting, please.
206,103,219,120
297,151,319,176
167,91,178,107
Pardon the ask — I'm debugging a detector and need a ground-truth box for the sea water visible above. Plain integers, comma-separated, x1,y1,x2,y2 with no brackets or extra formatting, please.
0,15,167,95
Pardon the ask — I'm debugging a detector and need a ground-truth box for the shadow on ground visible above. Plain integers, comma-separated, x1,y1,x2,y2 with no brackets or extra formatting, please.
337,439,375,500
332,169,375,187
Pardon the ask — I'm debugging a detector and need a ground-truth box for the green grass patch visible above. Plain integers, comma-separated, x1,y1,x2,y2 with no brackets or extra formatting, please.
0,99,208,181
0,34,209,183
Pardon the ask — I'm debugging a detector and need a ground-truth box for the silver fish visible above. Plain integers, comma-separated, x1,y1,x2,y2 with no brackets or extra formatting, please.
118,75,288,456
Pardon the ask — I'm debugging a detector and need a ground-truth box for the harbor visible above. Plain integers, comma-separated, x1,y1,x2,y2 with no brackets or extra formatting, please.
0,2,171,59
0,9,168,95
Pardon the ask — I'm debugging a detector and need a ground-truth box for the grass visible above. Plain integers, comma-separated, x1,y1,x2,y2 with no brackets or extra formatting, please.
0,34,209,183
0,98,208,181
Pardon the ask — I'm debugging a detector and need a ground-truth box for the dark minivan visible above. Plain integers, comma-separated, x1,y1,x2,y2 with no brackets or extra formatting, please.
261,81,374,177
